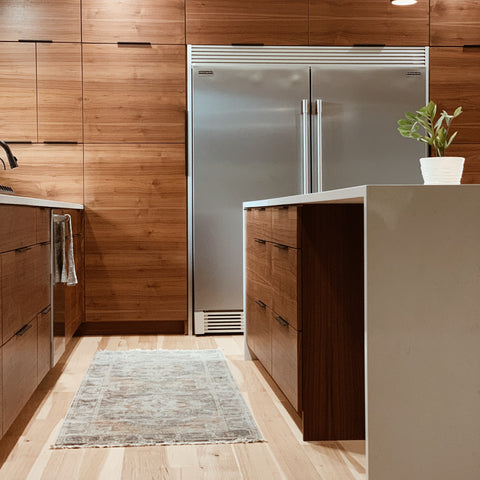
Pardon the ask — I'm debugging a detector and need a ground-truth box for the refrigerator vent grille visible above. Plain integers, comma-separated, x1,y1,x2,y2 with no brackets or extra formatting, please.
195,311,244,334
189,46,427,67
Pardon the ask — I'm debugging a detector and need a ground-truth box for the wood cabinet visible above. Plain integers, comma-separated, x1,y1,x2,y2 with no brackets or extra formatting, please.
83,44,186,143
82,0,185,44
37,43,83,143
0,145,84,205
0,0,80,42
246,203,365,441
37,308,52,383
36,208,51,244
186,0,308,46
0,43,37,142
0,206,36,253
84,144,187,332
309,0,429,46
448,144,480,184
430,47,480,144
430,0,480,46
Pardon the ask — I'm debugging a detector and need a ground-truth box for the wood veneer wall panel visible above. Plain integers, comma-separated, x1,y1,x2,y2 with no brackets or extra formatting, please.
82,0,185,44
84,144,187,326
430,47,480,144
83,44,186,143
430,0,480,46
309,0,429,46
186,0,308,45
0,43,37,142
0,0,81,42
0,145,84,204
449,144,480,184
37,43,83,143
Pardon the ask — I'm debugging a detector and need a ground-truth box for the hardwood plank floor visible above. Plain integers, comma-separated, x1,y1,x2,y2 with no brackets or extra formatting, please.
0,335,366,479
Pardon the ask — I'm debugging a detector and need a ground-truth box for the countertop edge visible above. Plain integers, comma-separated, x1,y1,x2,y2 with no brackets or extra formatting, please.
0,194,84,209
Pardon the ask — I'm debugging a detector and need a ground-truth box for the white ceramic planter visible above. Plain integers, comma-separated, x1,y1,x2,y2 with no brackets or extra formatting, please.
419,156,465,185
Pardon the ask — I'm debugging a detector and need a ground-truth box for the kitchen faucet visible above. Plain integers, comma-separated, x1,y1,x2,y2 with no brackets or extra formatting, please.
0,141,18,170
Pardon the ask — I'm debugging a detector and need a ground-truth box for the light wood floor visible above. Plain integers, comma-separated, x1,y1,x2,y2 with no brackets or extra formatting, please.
0,335,366,479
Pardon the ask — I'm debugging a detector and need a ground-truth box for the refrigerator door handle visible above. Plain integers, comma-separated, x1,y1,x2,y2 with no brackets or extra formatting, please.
301,99,310,194
312,99,323,192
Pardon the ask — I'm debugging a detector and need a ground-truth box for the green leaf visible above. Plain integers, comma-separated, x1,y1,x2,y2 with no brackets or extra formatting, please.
454,106,463,117
405,112,417,121
446,131,458,148
397,119,411,127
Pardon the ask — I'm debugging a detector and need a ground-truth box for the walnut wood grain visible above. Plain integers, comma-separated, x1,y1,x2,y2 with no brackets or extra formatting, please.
0,206,36,254
82,0,185,44
271,206,301,248
309,0,429,46
36,208,50,245
186,0,308,45
56,208,84,237
75,321,185,335
246,295,272,374
2,319,38,434
84,144,187,325
37,43,83,143
0,0,81,42
83,44,186,143
449,144,480,184
431,0,480,46
0,43,37,142
271,312,301,412
430,48,480,144
1,244,50,344
0,145,84,204
246,237,272,309
65,235,84,342
245,208,272,243
301,204,365,441
37,309,51,384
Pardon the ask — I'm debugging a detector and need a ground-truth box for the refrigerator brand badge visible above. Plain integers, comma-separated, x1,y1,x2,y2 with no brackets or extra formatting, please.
407,71,422,76
198,70,214,76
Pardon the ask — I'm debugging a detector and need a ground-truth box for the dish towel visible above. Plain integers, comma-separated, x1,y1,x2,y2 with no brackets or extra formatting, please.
53,214,78,286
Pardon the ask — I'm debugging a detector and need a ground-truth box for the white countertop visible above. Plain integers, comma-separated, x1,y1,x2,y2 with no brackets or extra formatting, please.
0,193,83,209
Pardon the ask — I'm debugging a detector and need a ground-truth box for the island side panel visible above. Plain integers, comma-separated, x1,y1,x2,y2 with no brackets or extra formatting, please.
365,186,480,480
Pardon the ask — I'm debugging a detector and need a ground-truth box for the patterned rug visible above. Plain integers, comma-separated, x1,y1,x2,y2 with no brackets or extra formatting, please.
53,349,263,448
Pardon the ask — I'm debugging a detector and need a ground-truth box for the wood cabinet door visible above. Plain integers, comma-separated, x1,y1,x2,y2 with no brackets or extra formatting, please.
0,43,37,142
2,319,38,434
431,0,480,46
186,0,308,45
430,48,480,144
83,44,186,143
82,0,184,44
37,308,51,383
37,43,82,143
246,238,272,309
271,206,300,248
245,208,272,243
0,206,36,254
84,144,187,327
0,145,84,204
309,0,429,46
36,208,51,245
246,296,272,374
0,0,80,42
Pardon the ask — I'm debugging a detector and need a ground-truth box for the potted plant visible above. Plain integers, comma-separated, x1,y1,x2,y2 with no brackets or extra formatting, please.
397,101,464,184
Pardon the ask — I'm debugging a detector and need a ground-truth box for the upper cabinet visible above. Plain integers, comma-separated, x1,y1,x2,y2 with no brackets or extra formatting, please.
83,44,186,143
82,0,185,44
0,0,80,42
430,47,480,144
186,0,308,45
431,0,480,46
309,0,429,46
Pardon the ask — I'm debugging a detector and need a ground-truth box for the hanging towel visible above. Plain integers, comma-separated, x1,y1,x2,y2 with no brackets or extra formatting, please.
53,214,78,286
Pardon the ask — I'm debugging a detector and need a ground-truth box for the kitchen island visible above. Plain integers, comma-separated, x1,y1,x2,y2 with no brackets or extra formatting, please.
244,185,480,480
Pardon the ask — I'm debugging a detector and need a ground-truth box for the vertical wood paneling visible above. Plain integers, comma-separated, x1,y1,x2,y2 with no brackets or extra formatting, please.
37,43,83,143
82,0,185,44
449,144,480,184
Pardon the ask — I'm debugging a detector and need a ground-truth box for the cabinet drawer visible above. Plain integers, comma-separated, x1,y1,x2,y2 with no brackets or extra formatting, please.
246,295,272,374
271,206,300,248
271,312,301,412
0,206,36,253
2,318,38,433
245,208,272,242
37,307,51,383
271,244,301,330
246,237,271,308
2,243,51,344
36,208,50,244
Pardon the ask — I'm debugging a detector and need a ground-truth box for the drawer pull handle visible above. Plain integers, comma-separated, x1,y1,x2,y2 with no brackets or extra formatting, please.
40,306,51,315
255,300,267,308
276,206,289,210
257,207,266,211
273,243,288,250
274,315,289,327
16,245,33,253
254,238,266,244
15,323,33,337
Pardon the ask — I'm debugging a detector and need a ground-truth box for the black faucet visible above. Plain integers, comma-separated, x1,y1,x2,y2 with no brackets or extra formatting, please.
0,141,18,170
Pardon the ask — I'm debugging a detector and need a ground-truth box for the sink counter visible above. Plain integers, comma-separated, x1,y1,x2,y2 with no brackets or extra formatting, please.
0,193,83,209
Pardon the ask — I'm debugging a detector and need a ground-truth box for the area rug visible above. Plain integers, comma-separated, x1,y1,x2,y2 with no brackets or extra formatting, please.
53,349,263,448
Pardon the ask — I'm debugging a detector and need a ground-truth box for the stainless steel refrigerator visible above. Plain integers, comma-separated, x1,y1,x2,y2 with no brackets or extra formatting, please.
188,46,428,334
